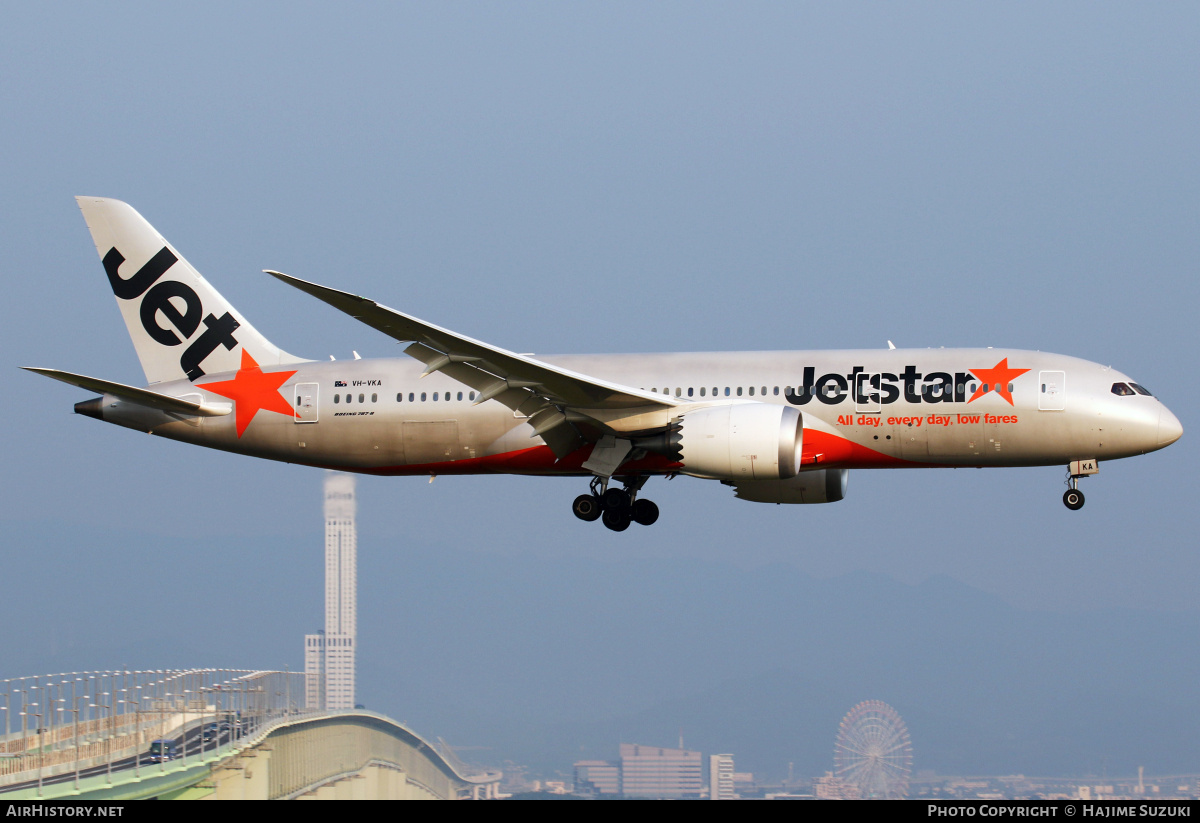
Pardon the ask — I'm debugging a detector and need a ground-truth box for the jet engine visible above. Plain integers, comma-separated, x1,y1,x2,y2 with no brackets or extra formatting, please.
727,468,848,504
671,403,803,481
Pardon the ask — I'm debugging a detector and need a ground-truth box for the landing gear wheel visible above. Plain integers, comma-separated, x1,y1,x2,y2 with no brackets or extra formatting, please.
631,498,659,526
572,494,602,522
602,508,632,532
602,488,631,511
1063,489,1085,510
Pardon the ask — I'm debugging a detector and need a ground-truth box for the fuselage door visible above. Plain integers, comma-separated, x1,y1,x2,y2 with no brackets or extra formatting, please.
855,373,882,414
1038,371,1066,411
295,382,319,423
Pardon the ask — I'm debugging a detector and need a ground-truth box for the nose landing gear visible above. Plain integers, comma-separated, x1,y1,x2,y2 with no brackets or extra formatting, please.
573,476,659,530
1062,459,1098,510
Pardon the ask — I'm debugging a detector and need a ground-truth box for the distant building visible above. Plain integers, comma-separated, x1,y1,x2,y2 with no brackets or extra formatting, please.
710,753,736,799
574,761,621,796
303,630,325,708
620,743,703,799
304,473,357,710
815,771,861,800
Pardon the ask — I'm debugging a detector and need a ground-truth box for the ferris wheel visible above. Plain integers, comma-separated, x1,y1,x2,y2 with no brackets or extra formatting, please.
834,700,913,799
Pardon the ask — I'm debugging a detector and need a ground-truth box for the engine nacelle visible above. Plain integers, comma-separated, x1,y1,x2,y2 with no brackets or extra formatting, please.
675,403,802,481
728,468,849,504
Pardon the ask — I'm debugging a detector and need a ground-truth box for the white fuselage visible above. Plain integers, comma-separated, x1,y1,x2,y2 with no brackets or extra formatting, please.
88,347,1180,477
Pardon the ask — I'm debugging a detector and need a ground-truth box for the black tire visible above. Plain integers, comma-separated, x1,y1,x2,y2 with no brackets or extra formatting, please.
631,498,660,526
573,494,602,522
602,488,631,511
602,508,632,532
1063,489,1085,510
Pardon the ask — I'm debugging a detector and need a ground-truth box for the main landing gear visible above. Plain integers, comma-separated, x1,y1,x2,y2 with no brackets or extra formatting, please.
573,476,660,531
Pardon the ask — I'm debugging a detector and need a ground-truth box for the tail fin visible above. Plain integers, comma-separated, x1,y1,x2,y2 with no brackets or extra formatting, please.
76,197,308,384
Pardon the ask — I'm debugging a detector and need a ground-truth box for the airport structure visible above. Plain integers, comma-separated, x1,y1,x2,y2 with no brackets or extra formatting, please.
305,473,357,710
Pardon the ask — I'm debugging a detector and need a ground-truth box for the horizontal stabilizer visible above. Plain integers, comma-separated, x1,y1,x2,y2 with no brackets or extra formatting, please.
23,368,231,417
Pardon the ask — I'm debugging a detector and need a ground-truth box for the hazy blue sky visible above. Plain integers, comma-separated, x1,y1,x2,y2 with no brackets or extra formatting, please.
2,3,1197,778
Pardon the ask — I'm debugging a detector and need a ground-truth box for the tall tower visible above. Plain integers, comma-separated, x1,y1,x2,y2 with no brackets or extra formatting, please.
304,472,357,709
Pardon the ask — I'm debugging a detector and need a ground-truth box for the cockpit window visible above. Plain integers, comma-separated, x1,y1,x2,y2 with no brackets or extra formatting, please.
1130,383,1153,397
1111,383,1135,396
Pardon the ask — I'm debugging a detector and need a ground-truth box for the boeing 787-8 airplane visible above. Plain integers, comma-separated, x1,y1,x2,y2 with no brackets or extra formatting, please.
26,198,1183,531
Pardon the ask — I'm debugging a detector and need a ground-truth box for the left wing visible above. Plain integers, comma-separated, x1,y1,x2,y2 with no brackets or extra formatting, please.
265,271,682,458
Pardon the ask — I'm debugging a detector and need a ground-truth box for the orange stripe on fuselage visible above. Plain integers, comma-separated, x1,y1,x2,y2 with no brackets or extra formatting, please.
305,428,923,476
801,428,921,468
311,443,684,477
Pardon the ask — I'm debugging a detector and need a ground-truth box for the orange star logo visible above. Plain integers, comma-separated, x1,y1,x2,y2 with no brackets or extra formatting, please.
200,350,298,437
967,358,1030,406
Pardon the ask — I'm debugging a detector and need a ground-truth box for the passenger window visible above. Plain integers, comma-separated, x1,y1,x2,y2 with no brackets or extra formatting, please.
357,394,364,403
469,392,476,401
458,392,463,401
748,386,755,396
396,393,402,402
334,394,340,404
761,386,767,395
409,393,415,402
687,387,693,397
421,392,426,401
371,393,377,403
700,387,706,397
737,387,743,396
773,386,779,396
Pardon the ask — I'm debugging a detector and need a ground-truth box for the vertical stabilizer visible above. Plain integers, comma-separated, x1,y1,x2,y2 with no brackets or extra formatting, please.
76,197,308,384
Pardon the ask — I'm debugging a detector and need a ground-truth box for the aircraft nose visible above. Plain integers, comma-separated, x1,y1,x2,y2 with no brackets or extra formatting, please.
1158,405,1183,448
